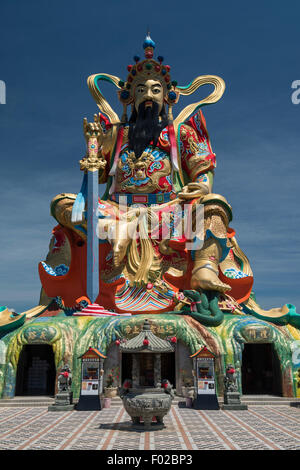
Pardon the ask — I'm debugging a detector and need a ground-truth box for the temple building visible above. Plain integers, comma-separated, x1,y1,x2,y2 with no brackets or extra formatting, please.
0,35,299,404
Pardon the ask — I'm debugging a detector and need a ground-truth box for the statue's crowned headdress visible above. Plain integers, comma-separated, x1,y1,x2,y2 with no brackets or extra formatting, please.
87,34,226,126
118,33,179,108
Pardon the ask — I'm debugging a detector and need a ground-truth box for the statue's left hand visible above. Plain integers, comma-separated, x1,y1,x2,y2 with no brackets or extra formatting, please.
178,182,209,200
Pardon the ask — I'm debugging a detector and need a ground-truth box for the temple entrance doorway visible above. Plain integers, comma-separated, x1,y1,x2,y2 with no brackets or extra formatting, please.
241,343,282,395
140,354,155,386
121,353,133,382
161,353,176,388
121,352,175,387
15,344,56,396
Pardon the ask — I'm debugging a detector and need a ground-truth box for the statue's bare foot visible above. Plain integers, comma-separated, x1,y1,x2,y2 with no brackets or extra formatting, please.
191,267,231,293
113,238,131,267
109,218,139,267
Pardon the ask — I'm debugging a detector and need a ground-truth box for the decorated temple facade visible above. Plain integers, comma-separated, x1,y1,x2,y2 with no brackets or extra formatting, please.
0,311,299,400
0,35,299,403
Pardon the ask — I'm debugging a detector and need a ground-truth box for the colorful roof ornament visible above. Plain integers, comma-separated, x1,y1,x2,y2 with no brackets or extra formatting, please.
78,346,107,359
73,303,132,317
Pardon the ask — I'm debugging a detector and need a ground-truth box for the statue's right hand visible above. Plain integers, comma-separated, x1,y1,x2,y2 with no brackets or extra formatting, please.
83,114,104,145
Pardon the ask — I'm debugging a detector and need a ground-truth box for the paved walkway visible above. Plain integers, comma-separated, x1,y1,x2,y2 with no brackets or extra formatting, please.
0,404,299,450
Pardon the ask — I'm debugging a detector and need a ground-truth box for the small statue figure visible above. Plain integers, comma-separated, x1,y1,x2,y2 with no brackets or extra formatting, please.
224,364,238,393
48,363,74,411
119,378,132,399
223,363,247,409
161,379,175,399
57,364,72,392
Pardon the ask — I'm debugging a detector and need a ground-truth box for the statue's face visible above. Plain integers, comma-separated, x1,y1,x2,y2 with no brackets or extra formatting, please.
134,79,164,113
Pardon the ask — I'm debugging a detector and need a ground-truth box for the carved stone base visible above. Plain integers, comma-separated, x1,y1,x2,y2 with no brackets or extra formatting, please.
224,391,241,404
222,392,248,410
222,404,248,410
48,404,75,411
48,391,74,411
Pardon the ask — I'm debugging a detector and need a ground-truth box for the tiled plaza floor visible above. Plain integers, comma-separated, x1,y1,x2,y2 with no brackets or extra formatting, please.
0,404,300,450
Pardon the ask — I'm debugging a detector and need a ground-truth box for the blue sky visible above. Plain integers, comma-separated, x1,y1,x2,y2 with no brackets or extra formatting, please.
0,0,299,312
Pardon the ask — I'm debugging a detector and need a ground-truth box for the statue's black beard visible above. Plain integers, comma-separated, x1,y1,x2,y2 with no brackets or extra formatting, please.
128,102,168,159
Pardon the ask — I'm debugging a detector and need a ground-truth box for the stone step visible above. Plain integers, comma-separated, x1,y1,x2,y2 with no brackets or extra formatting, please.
233,396,300,405
240,395,300,401
0,396,78,407
218,395,300,406
0,400,55,407
1,395,299,407
105,396,300,407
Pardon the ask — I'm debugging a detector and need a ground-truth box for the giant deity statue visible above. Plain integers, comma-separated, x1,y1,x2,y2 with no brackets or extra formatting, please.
2,34,300,404
37,35,295,325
